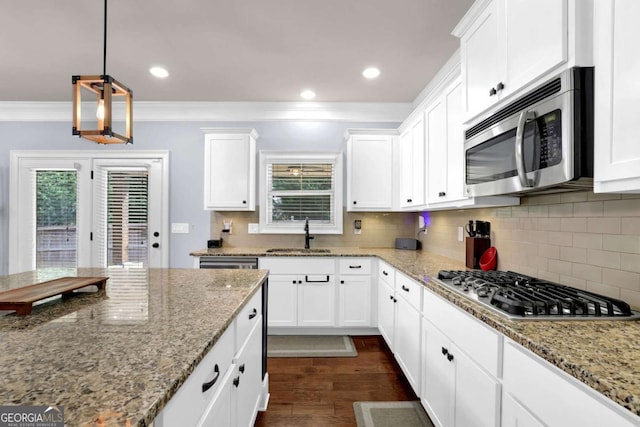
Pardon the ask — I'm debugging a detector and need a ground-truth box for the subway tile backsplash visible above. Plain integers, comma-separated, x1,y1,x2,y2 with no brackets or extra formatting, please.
420,191,640,309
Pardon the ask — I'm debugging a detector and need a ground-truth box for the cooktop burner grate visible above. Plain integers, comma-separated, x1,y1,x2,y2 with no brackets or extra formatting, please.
436,270,635,319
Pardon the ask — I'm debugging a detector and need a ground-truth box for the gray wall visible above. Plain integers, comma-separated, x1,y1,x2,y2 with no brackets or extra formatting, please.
0,120,398,275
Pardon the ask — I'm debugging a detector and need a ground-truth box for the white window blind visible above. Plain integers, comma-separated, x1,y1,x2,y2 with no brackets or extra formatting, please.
260,152,343,234
94,167,149,267
35,170,78,268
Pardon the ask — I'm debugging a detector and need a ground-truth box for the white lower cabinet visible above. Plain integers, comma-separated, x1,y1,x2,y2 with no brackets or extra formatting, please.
260,257,336,329
394,273,422,395
156,285,265,427
338,258,373,327
503,339,640,427
422,289,501,427
377,270,396,351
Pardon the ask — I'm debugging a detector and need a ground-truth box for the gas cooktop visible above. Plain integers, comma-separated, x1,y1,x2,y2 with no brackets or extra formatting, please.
434,270,640,320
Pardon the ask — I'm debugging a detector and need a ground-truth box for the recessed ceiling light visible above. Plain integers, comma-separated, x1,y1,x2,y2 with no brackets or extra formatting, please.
362,67,381,79
300,89,316,100
149,66,169,78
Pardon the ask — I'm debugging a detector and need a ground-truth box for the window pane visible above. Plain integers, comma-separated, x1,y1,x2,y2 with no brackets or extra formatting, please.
271,164,333,190
107,171,149,267
271,195,332,221
36,171,77,268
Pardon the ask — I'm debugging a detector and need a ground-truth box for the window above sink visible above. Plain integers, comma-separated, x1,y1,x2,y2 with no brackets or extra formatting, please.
258,151,343,234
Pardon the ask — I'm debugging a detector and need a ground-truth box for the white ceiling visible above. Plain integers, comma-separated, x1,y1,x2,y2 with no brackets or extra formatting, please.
0,0,474,103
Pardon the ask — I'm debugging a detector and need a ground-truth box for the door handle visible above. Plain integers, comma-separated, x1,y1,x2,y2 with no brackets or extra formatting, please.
201,364,220,393
515,110,536,188
305,275,330,283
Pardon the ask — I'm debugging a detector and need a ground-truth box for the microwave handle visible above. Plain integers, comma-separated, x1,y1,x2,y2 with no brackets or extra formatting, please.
515,110,536,188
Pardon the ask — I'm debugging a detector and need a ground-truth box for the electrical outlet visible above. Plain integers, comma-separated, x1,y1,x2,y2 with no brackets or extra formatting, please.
458,226,464,242
248,223,259,234
171,223,189,234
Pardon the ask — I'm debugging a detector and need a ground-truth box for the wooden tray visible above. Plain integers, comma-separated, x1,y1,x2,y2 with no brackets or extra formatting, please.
0,277,107,315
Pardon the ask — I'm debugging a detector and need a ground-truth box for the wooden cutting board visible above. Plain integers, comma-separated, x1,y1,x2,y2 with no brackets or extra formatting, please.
0,277,107,315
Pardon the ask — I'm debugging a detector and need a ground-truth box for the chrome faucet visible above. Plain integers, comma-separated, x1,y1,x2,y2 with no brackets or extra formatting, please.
304,218,314,249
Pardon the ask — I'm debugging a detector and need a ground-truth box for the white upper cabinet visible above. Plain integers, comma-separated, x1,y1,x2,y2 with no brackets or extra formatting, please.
346,129,398,211
454,0,586,122
426,78,468,207
594,0,640,193
203,128,258,211
399,116,425,209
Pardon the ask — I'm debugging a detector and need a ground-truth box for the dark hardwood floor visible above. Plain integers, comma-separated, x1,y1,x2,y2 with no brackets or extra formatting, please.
255,335,418,427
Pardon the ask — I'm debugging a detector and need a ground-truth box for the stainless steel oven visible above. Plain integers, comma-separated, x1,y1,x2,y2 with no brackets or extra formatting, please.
464,67,594,196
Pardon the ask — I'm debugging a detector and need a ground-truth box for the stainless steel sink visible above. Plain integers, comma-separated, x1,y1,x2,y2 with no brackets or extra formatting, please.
265,248,330,254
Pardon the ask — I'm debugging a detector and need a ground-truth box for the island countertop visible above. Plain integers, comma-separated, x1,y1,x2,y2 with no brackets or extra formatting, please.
0,267,268,426
192,247,640,418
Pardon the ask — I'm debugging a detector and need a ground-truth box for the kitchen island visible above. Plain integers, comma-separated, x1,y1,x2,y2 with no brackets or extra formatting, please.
192,247,640,419
0,267,267,426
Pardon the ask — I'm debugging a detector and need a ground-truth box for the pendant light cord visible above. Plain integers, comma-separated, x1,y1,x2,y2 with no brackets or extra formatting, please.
103,0,107,77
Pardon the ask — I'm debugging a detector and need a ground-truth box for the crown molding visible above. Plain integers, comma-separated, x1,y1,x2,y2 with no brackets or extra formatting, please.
0,101,412,123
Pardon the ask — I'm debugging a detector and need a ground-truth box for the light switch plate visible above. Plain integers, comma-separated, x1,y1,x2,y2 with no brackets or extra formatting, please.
171,223,190,234
458,226,464,242
248,223,260,234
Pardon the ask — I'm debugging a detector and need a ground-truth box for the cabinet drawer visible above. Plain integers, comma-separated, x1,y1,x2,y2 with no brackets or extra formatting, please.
236,288,262,353
259,257,335,275
503,340,640,427
396,271,422,311
338,258,372,275
378,260,395,287
423,290,501,377
161,326,234,427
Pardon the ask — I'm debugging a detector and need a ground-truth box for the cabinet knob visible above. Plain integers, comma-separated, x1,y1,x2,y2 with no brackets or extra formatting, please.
389,295,394,300
233,376,240,388
407,198,412,203
439,191,446,197
489,87,497,96
447,353,454,362
152,243,160,248
441,347,448,356
242,200,247,204
340,280,345,284
496,81,505,91
353,201,357,205
239,364,246,374
292,280,297,284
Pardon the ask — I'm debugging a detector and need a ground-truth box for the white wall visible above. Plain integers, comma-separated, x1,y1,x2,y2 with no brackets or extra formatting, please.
0,120,398,274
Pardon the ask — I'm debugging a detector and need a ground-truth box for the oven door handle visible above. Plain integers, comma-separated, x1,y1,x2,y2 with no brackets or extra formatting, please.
515,110,536,188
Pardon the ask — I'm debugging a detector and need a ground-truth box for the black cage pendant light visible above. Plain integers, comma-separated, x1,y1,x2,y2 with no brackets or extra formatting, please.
72,0,133,144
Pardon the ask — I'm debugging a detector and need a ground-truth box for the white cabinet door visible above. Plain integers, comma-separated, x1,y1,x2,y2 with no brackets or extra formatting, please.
297,275,336,327
197,367,234,427
395,297,421,395
594,0,640,193
203,129,257,211
503,0,567,98
267,275,298,327
460,0,501,118
346,132,397,211
444,80,465,203
501,393,544,427
453,345,501,427
377,280,396,351
233,321,264,427
399,117,425,208
426,96,447,204
422,319,453,427
338,275,372,327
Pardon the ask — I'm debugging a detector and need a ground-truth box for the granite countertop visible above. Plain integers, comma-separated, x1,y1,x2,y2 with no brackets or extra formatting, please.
193,247,640,417
0,267,267,426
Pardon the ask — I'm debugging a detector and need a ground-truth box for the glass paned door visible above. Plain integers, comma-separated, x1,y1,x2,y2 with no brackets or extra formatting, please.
35,171,78,268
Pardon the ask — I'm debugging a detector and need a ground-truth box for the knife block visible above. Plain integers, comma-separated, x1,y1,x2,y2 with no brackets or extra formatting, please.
466,237,491,269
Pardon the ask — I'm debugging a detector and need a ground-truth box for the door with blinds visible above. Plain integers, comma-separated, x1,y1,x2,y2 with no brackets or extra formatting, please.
92,158,166,268
9,151,168,274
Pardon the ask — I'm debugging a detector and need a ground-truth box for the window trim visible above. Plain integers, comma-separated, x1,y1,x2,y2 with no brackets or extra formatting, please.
259,151,343,234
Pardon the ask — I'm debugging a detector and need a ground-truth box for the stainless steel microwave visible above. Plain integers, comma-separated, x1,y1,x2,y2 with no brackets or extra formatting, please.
463,67,594,197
